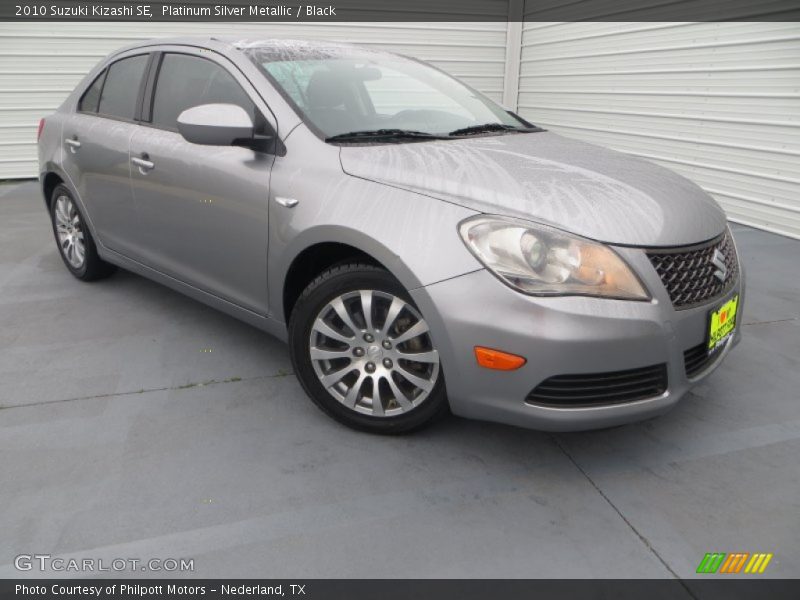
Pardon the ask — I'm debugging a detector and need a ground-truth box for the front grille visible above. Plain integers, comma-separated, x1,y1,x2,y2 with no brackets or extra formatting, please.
684,342,719,378
526,363,668,408
647,230,738,310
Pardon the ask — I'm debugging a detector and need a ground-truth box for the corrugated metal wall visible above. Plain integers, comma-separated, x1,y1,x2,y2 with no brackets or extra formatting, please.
517,22,800,239
0,21,508,179
2,19,799,239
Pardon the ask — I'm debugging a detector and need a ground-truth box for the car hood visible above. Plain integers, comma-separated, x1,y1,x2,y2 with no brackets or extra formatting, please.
339,131,726,247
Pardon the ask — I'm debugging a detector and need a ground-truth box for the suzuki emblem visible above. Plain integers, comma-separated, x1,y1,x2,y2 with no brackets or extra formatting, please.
711,248,727,283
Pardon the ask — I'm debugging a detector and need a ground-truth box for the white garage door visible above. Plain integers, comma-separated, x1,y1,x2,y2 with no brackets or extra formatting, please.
517,22,800,240
0,21,508,179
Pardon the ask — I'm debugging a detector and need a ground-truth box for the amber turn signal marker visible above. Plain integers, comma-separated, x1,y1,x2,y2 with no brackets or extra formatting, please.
474,346,526,370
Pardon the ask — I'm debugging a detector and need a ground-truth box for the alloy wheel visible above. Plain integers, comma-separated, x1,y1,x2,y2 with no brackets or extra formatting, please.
54,195,85,269
309,290,440,417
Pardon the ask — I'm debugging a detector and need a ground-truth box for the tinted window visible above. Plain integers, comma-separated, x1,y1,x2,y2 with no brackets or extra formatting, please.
78,71,105,113
151,54,259,131
97,54,149,120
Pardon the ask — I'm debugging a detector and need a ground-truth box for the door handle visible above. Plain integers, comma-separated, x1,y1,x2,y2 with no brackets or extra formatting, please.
131,155,155,173
65,138,81,152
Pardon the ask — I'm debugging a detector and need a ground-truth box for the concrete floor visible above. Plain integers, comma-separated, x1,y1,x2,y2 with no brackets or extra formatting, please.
0,180,798,580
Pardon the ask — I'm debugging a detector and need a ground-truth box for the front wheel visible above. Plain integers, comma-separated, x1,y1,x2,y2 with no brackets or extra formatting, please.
289,263,448,434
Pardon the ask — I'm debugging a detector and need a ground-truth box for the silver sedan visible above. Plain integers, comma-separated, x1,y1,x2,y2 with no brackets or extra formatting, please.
37,38,743,433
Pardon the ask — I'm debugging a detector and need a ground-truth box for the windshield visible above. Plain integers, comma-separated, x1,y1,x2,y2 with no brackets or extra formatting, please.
242,42,529,140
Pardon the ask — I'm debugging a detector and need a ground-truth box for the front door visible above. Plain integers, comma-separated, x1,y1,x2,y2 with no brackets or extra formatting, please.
128,51,275,315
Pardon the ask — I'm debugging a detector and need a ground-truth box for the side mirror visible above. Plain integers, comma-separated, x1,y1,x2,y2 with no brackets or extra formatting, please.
177,103,254,146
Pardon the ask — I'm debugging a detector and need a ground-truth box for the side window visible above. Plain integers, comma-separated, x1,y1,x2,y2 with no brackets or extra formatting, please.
97,54,149,120
78,71,105,113
151,53,264,133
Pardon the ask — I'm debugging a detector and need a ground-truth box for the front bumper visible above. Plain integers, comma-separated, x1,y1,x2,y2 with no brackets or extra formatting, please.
410,245,744,431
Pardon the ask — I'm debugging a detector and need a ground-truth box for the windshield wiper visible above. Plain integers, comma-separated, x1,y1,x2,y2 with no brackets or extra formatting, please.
325,129,450,143
448,123,541,137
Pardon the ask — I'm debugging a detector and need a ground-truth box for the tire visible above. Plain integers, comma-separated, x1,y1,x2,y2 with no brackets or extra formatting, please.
49,184,116,281
289,263,449,434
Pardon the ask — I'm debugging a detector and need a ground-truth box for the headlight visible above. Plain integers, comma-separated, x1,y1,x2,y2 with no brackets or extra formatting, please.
459,216,650,300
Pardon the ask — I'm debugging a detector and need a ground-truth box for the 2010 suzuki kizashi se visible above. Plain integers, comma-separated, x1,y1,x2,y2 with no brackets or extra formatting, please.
37,38,744,433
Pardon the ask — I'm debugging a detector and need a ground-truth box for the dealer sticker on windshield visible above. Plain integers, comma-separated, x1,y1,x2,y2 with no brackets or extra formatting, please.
708,294,739,352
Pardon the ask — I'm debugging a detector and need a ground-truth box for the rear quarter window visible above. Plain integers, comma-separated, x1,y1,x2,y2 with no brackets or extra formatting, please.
78,70,105,113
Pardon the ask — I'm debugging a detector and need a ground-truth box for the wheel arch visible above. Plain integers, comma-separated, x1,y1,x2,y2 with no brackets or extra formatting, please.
275,226,425,324
39,165,105,252
41,170,66,210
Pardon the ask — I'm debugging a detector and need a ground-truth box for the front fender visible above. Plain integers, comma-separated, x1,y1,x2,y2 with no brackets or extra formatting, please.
268,175,482,323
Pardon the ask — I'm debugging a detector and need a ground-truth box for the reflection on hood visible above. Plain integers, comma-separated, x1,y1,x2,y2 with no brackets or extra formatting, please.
340,132,726,247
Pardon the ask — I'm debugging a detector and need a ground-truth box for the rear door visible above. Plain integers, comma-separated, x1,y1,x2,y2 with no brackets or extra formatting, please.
61,53,151,257
128,50,276,315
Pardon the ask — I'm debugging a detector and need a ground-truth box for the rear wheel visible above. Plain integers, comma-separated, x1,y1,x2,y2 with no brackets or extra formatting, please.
49,184,115,281
289,263,448,434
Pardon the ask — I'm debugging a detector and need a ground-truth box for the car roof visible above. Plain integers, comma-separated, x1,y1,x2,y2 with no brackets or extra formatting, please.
109,36,375,59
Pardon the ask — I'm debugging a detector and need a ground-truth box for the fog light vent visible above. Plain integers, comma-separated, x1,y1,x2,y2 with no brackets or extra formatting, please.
526,364,668,408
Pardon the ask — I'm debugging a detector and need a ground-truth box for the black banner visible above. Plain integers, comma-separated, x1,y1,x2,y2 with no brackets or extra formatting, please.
2,0,800,22
3,580,800,600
